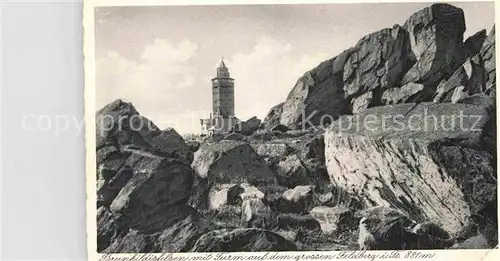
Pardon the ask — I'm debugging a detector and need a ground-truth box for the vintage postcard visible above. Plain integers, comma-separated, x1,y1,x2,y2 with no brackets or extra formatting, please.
84,0,499,260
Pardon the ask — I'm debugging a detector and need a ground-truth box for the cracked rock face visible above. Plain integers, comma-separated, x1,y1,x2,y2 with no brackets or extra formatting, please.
267,4,494,132
279,49,353,129
433,26,495,103
325,103,496,234
343,25,414,103
401,4,466,86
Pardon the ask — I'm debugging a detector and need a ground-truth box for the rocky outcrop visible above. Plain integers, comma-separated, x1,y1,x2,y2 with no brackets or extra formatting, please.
96,102,195,209
96,99,192,162
191,140,277,185
96,101,217,252
325,103,496,234
266,4,495,130
343,25,414,107
188,228,297,252
279,49,353,129
433,27,496,103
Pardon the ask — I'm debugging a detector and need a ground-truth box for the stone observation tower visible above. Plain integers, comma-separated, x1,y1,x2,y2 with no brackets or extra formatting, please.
212,58,235,119
200,58,239,135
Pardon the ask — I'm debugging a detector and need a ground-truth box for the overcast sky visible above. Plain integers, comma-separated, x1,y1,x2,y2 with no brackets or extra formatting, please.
95,2,495,134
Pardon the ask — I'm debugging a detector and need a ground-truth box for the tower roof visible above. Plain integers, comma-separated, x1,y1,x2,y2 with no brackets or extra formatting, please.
219,57,227,69
216,57,231,78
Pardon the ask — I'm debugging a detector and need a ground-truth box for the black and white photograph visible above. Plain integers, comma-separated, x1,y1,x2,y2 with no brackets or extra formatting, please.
88,0,498,255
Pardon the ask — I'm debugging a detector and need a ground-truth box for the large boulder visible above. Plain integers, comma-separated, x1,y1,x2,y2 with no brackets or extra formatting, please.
357,207,413,250
207,184,240,210
276,185,316,214
452,234,490,249
234,116,262,135
401,4,466,87
191,140,277,185
96,99,192,162
109,154,194,225
102,205,216,253
275,154,311,188
310,206,356,235
239,184,265,201
325,103,496,235
96,101,211,253
188,228,297,252
148,128,193,162
357,206,453,250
